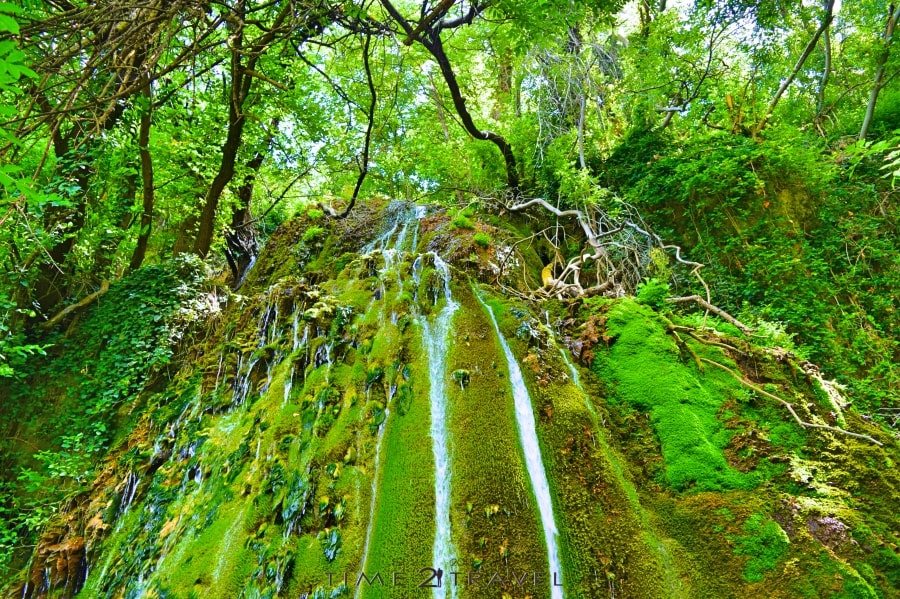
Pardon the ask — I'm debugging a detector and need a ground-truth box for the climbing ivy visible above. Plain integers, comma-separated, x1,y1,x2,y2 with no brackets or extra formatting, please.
0,255,209,578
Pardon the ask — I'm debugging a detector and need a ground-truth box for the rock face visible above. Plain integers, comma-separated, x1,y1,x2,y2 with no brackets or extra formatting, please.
3,200,899,599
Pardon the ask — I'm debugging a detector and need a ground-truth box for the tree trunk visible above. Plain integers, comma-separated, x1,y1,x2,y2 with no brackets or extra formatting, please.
816,27,831,115
224,150,265,284
859,4,900,141
754,0,835,136
192,11,253,257
191,1,295,252
129,80,155,271
424,32,519,189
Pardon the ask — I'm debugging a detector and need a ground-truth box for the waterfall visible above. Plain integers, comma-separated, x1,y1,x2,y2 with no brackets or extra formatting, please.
557,344,599,420
356,203,427,598
355,408,389,599
476,290,564,599
411,205,427,250
419,253,459,599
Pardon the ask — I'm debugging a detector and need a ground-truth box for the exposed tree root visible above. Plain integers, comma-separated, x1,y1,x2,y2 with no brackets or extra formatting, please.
701,357,883,447
502,196,725,310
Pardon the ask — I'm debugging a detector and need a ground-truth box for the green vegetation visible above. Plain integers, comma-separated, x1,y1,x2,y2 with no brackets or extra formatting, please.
731,513,790,582
593,300,766,492
635,278,670,310
2,0,900,597
472,232,491,248
451,207,477,230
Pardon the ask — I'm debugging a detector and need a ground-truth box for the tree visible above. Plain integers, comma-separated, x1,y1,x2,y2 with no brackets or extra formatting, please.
859,4,900,140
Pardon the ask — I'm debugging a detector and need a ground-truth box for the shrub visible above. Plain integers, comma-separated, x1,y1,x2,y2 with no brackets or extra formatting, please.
302,226,324,242
636,277,670,309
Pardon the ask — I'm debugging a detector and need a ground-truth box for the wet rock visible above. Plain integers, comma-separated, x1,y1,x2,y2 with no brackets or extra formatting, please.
807,515,852,550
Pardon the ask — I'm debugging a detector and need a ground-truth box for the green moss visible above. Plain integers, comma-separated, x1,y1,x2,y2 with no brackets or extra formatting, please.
447,285,549,598
449,206,477,230
731,513,790,582
478,289,680,598
473,232,491,248
592,299,760,492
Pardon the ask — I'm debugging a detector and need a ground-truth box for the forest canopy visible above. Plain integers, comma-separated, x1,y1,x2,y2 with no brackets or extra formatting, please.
1,0,899,395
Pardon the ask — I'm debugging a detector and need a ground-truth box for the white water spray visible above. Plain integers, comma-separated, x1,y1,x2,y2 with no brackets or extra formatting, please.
419,254,459,599
476,290,565,599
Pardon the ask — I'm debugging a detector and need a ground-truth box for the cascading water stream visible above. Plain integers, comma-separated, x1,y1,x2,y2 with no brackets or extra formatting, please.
355,407,390,599
556,343,599,420
419,253,459,599
476,290,565,599
356,202,427,599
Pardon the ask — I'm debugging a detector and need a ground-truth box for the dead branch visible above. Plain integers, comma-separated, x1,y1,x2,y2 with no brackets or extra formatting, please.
701,357,883,447
666,295,754,334
670,329,704,371
667,323,741,353
39,280,110,330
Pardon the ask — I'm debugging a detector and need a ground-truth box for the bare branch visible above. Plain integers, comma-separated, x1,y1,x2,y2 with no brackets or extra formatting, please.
666,295,754,334
701,358,883,447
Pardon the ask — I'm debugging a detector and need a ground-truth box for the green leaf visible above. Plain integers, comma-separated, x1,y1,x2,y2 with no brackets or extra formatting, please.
0,14,18,34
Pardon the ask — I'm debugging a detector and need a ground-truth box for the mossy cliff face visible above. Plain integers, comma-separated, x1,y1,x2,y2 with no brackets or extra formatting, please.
2,201,899,599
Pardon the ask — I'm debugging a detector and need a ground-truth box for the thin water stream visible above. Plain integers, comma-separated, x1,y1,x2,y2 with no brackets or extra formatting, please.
476,290,565,599
420,253,459,599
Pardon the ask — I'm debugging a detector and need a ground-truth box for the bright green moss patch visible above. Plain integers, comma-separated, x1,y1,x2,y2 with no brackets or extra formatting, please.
731,513,790,582
592,299,759,492
473,231,491,248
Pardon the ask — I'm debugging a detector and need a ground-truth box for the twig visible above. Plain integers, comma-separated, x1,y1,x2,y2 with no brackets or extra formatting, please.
701,358,883,447
666,295,754,334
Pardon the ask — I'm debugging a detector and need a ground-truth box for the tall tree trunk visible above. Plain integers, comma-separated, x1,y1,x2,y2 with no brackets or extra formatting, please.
816,27,831,115
577,94,587,170
92,164,137,278
379,0,519,190
191,1,292,253
173,213,199,255
31,127,91,316
193,23,251,258
224,150,266,284
754,0,835,136
129,80,155,271
638,0,653,38
429,72,451,141
859,4,900,140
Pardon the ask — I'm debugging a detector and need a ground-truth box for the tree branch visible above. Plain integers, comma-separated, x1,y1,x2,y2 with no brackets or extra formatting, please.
39,280,109,330
666,295,754,334
754,0,835,136
701,358,883,447
332,33,376,219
